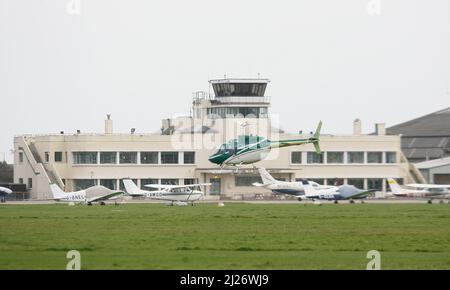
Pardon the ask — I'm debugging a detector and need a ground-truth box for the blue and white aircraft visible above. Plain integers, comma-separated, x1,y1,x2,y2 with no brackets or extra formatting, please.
252,168,335,199
301,180,374,203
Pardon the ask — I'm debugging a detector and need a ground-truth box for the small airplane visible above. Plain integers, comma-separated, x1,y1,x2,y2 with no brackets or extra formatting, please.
49,183,124,206
252,167,336,199
300,180,374,203
208,121,322,167
122,179,211,206
387,178,450,203
0,186,13,203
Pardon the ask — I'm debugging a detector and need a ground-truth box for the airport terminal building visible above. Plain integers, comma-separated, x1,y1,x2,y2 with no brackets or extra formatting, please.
13,79,419,200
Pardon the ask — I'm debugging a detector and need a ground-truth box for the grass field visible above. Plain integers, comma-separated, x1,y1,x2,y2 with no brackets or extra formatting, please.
1,203,450,269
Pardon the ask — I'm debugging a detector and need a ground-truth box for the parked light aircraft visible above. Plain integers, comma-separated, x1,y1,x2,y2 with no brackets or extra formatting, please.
0,186,12,203
387,178,450,203
252,168,336,198
50,183,124,205
301,180,374,203
208,121,322,167
122,179,211,206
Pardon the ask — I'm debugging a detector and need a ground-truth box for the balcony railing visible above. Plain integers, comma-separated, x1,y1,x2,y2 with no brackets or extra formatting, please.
192,91,270,104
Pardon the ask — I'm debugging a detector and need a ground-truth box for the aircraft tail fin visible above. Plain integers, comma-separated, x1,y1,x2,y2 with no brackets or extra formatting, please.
122,179,143,196
312,121,322,154
387,178,403,195
258,168,276,185
49,183,66,199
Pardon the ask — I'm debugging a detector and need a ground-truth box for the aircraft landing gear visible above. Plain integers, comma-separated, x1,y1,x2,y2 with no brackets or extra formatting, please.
334,200,339,204
100,202,106,206
361,200,365,204
349,199,355,204
87,202,93,206
298,197,302,202
428,199,432,204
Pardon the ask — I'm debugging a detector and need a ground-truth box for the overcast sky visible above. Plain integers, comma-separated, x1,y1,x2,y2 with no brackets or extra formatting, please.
1,0,449,162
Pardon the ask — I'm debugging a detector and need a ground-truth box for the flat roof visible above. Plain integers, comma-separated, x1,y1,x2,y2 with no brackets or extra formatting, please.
209,78,270,84
415,157,450,169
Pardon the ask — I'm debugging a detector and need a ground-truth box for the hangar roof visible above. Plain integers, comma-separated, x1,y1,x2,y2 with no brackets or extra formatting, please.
387,107,450,137
415,157,450,170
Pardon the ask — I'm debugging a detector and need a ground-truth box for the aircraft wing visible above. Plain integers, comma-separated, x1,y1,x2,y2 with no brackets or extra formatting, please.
352,189,376,199
87,191,124,203
406,183,450,189
144,183,211,189
0,187,13,194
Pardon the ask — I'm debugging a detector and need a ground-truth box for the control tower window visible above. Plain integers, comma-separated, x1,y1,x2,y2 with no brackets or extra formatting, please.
207,107,268,118
213,83,267,97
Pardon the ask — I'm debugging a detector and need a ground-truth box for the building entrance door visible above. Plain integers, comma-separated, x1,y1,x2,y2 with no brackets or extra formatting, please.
434,174,450,184
209,178,221,195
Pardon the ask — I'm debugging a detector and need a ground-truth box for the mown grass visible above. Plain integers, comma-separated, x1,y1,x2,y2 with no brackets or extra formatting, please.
0,203,450,269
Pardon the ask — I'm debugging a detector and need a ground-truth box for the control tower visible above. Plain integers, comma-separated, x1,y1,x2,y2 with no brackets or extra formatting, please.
193,78,271,120
189,78,273,136
162,78,274,137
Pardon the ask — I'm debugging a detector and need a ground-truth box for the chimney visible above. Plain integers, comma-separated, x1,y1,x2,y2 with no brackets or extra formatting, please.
375,123,386,136
105,114,113,134
353,119,362,135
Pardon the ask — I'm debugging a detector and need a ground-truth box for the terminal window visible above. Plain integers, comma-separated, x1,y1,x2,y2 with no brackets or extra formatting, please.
291,152,302,164
327,152,344,164
19,152,23,163
54,152,63,162
74,179,97,191
307,152,324,164
141,152,158,164
347,178,364,189
141,178,158,191
183,152,195,164
385,152,397,163
367,152,383,164
161,152,179,164
100,179,116,190
368,178,383,191
73,152,98,164
120,152,137,164
100,152,117,164
161,178,179,185
347,152,364,164
235,176,262,187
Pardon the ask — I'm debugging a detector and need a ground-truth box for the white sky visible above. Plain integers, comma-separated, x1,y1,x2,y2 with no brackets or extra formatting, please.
1,0,450,162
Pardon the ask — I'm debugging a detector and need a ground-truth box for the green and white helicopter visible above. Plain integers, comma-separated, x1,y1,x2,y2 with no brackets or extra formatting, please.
208,121,322,167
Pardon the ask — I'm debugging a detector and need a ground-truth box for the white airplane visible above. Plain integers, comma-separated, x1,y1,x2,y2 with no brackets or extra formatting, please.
387,178,450,202
50,183,125,206
0,186,13,203
122,178,211,206
252,168,336,200
301,180,374,203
